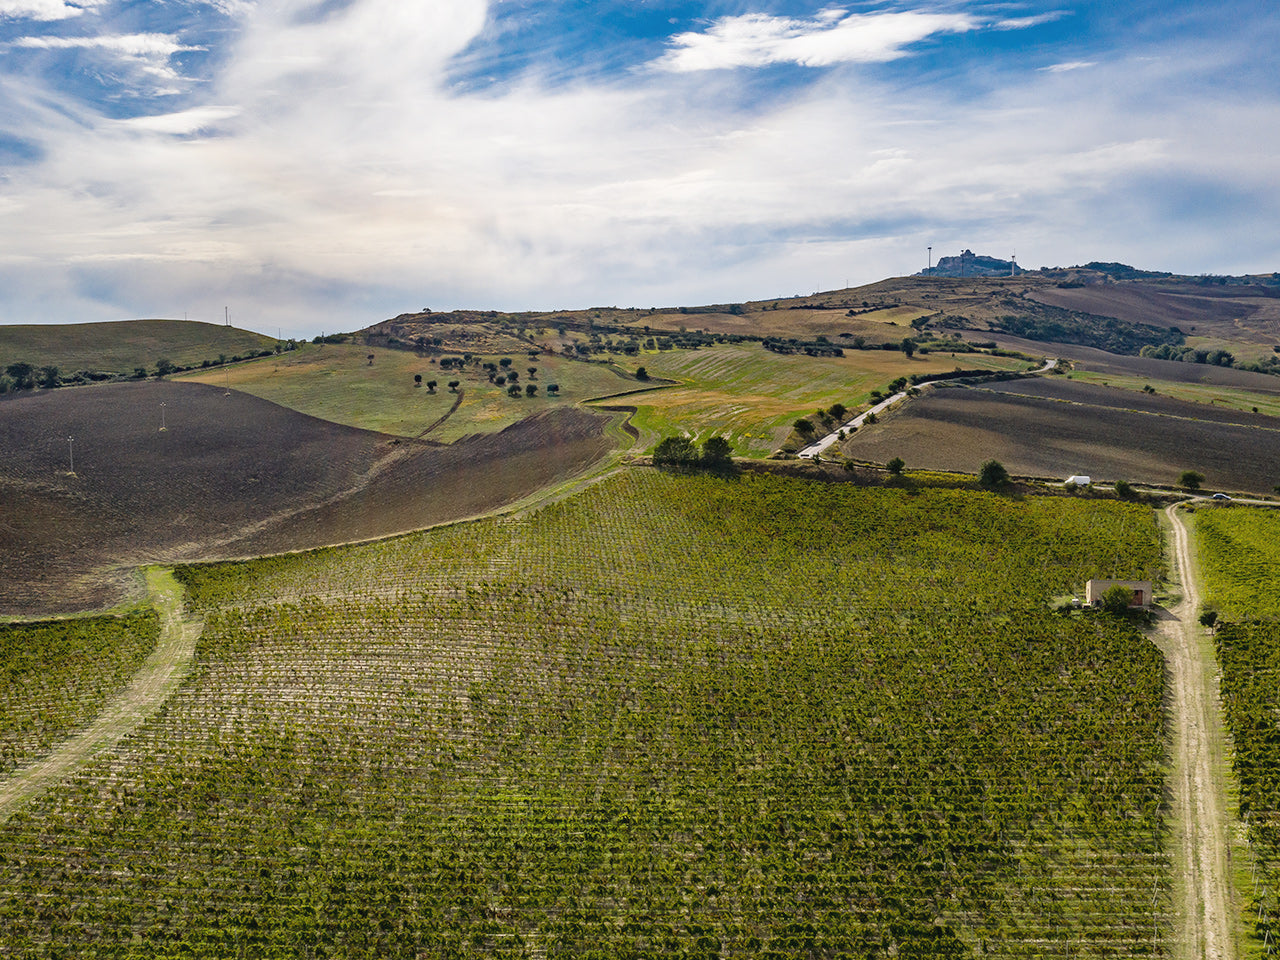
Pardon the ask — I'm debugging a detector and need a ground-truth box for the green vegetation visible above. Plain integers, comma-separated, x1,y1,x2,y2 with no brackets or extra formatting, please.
0,610,158,774
622,343,1028,457
979,458,1011,489
1193,506,1280,954
178,343,629,440
0,473,1169,956
0,319,276,383
1195,508,1280,619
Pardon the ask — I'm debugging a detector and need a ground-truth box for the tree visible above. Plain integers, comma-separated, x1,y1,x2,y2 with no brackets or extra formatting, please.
448,380,460,392
636,366,650,381
979,459,1011,489
653,435,698,469
38,365,60,389
508,384,522,397
367,354,375,366
886,456,905,475
155,358,175,379
1199,608,1219,632
1179,470,1205,492
701,435,732,467
499,357,512,369
426,380,438,393
1114,479,1134,498
901,337,916,358
5,362,34,390
414,374,423,387
793,418,816,437
546,384,559,395
828,403,847,421
1100,583,1136,616
526,384,537,397
528,367,537,377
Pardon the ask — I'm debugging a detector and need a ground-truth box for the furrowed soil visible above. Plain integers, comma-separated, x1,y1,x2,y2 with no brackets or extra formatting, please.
840,377,1280,491
0,382,613,616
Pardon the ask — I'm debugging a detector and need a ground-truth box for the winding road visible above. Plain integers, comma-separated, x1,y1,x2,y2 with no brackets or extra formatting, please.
1156,503,1238,960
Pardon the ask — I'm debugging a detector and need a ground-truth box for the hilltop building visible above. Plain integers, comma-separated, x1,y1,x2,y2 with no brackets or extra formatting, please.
919,249,1025,278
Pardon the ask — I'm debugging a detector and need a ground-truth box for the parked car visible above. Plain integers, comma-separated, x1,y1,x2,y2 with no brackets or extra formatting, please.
1211,493,1232,501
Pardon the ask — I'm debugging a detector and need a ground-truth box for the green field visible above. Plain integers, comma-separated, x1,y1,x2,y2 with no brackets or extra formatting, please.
0,320,276,378
0,471,1170,957
1193,507,1280,619
0,610,158,775
617,344,1031,456
178,343,636,440
1193,506,1280,955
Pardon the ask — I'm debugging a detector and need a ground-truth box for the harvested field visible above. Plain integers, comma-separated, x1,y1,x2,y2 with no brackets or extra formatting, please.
0,382,613,615
841,378,1280,491
1029,282,1280,342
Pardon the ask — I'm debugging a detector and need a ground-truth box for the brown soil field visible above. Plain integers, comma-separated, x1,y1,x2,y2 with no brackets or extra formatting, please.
840,379,1280,492
0,382,613,616
975,333,1280,391
1029,282,1280,343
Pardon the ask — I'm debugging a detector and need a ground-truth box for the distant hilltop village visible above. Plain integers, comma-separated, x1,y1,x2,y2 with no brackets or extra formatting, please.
919,249,1025,278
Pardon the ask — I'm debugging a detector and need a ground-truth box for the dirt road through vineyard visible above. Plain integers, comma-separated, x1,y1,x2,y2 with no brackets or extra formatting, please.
1157,504,1237,960
0,567,200,821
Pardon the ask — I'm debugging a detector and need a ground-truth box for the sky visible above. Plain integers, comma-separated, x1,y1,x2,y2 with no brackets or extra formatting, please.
0,0,1277,338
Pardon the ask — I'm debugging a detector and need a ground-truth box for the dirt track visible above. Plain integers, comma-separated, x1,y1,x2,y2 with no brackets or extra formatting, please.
0,568,200,821
1156,504,1237,960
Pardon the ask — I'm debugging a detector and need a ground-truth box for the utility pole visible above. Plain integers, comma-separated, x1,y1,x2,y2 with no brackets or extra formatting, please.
927,246,932,272
67,436,74,475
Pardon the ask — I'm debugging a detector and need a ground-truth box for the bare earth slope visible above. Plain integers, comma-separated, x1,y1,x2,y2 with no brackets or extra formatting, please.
840,379,1280,490
0,382,613,615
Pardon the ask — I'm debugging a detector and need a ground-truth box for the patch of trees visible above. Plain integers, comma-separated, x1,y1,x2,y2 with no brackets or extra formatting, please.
762,338,844,357
1081,262,1173,281
652,434,735,473
1139,344,1237,367
991,303,1183,356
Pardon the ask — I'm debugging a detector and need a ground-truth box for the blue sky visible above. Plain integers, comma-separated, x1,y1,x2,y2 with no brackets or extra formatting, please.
1,0,1277,337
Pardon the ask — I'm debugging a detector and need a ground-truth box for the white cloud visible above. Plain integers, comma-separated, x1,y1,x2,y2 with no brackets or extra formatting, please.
0,0,1277,336
1041,60,1096,73
654,10,977,72
12,33,203,57
0,0,105,21
995,12,1068,31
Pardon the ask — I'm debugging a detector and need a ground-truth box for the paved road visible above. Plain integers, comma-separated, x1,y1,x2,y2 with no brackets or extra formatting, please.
798,357,1057,460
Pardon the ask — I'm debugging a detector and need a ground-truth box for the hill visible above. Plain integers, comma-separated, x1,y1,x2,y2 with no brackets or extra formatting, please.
0,381,613,616
0,319,278,385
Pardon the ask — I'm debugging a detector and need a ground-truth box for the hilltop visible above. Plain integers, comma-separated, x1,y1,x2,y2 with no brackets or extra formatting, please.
0,319,279,388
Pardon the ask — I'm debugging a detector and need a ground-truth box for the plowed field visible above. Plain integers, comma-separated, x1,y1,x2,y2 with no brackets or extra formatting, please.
0,382,613,615
841,377,1280,490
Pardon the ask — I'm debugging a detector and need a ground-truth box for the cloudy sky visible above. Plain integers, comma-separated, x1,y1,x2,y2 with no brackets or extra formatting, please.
1,0,1277,337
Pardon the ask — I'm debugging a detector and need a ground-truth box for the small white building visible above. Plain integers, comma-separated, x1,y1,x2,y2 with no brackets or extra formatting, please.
1085,579,1154,610
1065,475,1091,486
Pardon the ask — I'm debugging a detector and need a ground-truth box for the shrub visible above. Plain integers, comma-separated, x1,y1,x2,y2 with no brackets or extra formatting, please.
979,459,1011,489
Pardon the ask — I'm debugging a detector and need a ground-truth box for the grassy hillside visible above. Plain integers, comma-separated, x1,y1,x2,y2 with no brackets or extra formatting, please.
176,342,633,440
0,471,1168,957
0,319,276,379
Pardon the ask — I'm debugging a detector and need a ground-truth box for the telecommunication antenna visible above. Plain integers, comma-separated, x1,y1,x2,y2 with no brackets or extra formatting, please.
159,402,167,432
1011,252,1017,277
66,436,75,475
225,306,229,327
927,246,932,272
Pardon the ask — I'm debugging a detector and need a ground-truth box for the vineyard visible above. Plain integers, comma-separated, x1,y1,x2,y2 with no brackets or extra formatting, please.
1194,506,1280,953
1194,508,1280,619
0,472,1169,957
0,610,157,775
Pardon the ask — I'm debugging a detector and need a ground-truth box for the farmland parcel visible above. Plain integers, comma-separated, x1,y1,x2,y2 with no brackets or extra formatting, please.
0,472,1168,957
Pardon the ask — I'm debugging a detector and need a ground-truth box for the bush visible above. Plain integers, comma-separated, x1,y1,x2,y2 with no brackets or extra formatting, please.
1179,470,1205,492
1114,480,1134,498
979,459,1010,489
1100,584,1136,616
886,457,905,475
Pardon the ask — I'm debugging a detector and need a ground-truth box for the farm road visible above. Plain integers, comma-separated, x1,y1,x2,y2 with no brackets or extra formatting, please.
0,567,200,822
1155,505,1238,960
